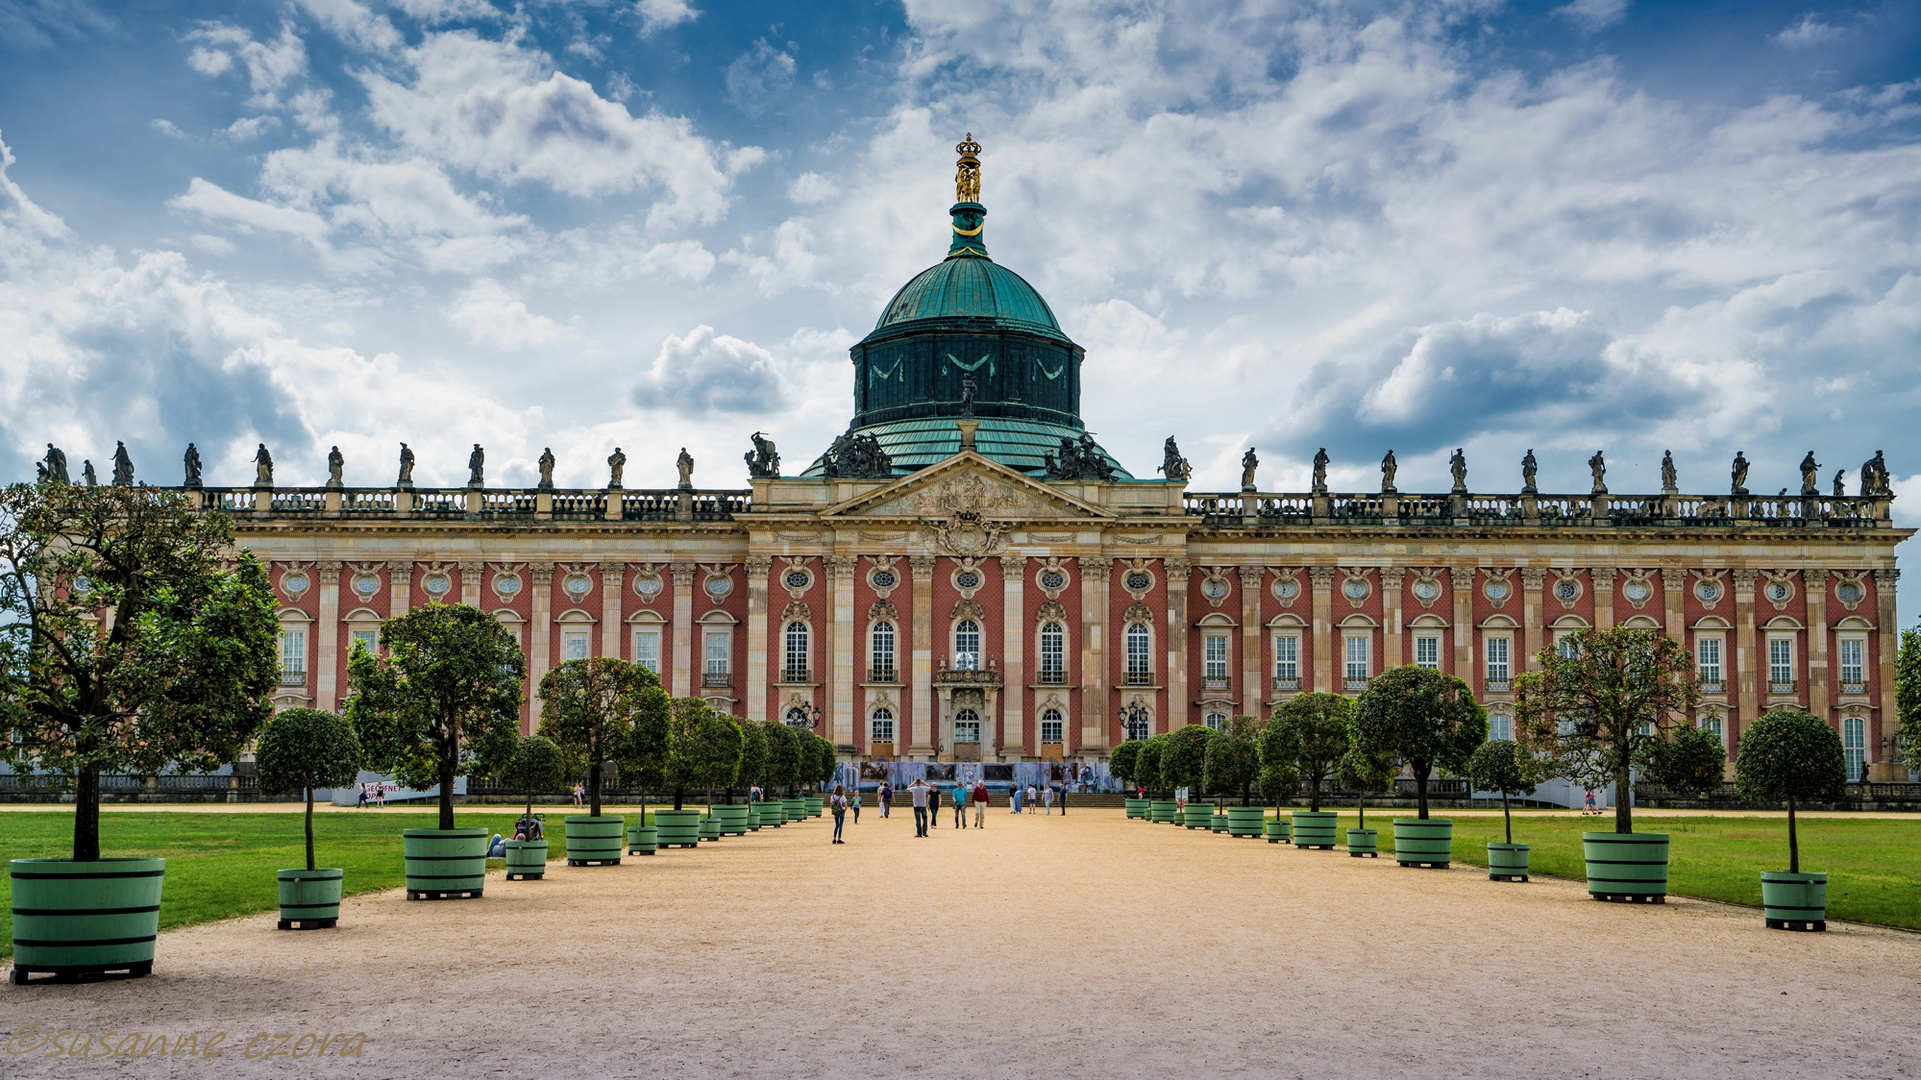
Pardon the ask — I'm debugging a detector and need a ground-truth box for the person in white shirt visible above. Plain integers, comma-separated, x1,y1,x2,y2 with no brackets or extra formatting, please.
908,778,931,837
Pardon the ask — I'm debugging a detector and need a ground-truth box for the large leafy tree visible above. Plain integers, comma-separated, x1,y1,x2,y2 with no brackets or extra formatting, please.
537,656,654,818
498,734,569,822
664,697,744,809
1255,719,1299,816
807,732,839,791
734,720,768,803
1514,627,1701,834
1353,665,1487,819
1109,739,1143,792
626,674,672,817
1136,733,1169,797
0,483,278,861
1161,724,1219,801
1203,716,1262,806
347,603,525,831
1735,708,1847,874
255,707,362,872
1268,693,1352,812
1336,743,1397,833
1466,738,1546,847
760,719,802,797
1899,624,1921,775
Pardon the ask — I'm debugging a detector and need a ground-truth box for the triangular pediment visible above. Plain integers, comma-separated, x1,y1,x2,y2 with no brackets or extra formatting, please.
821,452,1114,522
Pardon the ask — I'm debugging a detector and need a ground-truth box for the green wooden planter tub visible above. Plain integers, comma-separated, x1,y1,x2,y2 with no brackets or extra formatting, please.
699,816,722,841
1290,811,1339,849
1264,818,1291,843
276,868,343,929
1761,871,1827,931
711,804,752,835
1347,828,1379,858
757,802,785,827
403,828,488,900
1393,819,1453,868
805,796,824,818
1583,832,1669,902
1182,804,1214,829
745,804,763,830
780,798,806,823
564,816,625,866
1124,798,1149,819
504,839,549,877
625,826,658,855
1225,806,1265,837
10,857,165,984
652,809,703,848
1150,799,1179,823
1209,813,1229,833
1487,842,1530,882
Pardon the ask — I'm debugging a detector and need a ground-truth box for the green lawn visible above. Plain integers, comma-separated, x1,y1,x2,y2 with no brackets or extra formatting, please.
1238,809,1921,930
0,808,708,960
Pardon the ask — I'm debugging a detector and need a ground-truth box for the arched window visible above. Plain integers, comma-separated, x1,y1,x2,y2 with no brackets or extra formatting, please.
1040,708,1065,745
783,622,810,681
1039,621,1065,683
1844,715,1867,781
870,621,896,681
1124,623,1151,684
870,708,895,744
1204,711,1229,731
954,619,981,671
953,708,981,743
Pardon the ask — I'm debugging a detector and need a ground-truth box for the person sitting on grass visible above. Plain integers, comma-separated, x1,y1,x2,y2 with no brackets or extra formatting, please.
487,832,506,858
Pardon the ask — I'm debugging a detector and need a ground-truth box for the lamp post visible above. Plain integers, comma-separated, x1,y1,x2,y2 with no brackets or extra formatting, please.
1117,700,1151,743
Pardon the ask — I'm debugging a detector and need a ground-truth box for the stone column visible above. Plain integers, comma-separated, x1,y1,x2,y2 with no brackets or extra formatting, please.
1309,566,1335,693
601,561,624,660
1381,567,1406,671
1165,557,1190,734
529,565,553,719
388,561,413,618
1592,567,1616,631
1450,567,1475,680
1239,566,1264,716
316,562,341,711
1733,569,1759,745
1001,555,1028,760
1807,570,1829,721
1875,568,1900,777
671,562,696,698
1520,568,1545,673
828,555,859,748
460,561,483,608
745,557,770,724
1080,558,1111,753
909,555,937,756
1661,566,1686,641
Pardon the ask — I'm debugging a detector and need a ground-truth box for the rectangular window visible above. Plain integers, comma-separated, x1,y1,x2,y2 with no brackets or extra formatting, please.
871,622,896,681
1488,713,1512,741
350,629,379,657
1040,717,1064,743
1485,636,1510,688
1272,634,1299,688
1203,634,1230,684
1121,625,1148,684
279,628,306,685
1843,715,1866,781
1768,636,1795,692
633,628,661,674
1696,637,1723,691
562,631,590,661
1048,624,1072,682
954,719,981,743
1414,634,1441,670
783,623,810,681
703,630,730,682
1344,634,1370,688
1556,631,1581,661
1838,637,1866,691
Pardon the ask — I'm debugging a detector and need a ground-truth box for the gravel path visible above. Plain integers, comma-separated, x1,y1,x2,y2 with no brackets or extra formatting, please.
4,807,1916,1078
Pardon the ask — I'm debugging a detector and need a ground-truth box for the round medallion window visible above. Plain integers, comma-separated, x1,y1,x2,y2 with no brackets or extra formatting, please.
282,572,309,597
1412,580,1440,602
1695,581,1720,602
634,574,662,599
423,574,453,598
956,570,981,590
1203,579,1230,600
564,574,593,599
1767,582,1792,602
705,575,733,598
1342,579,1368,601
784,570,812,591
1125,571,1152,593
1623,581,1651,603
870,569,897,590
72,575,92,596
353,573,381,597
494,574,521,597
1836,582,1863,604
1273,578,1299,601
1555,581,1578,602
1484,581,1510,602
1040,570,1068,591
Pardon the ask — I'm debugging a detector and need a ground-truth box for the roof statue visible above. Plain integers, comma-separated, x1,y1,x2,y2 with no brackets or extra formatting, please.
1799,451,1820,496
43,444,68,485
1522,449,1538,494
253,443,273,487
1312,448,1330,494
468,444,485,488
1587,450,1606,495
607,447,626,488
745,433,780,479
1660,450,1677,495
822,430,892,479
1381,450,1397,493
1731,450,1749,495
182,443,201,489
537,448,555,490
82,460,97,486
1240,447,1259,492
1864,451,1889,496
1449,448,1467,493
955,133,981,203
676,447,695,489
1834,470,1846,498
397,443,415,488
111,441,134,487
1045,433,1116,482
327,446,344,489
1158,437,1192,483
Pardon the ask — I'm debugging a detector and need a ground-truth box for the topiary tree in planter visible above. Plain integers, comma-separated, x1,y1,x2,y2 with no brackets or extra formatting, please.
1256,719,1299,819
1203,716,1262,806
256,708,362,873
1136,733,1169,797
1352,666,1486,819
1268,692,1352,813
665,697,744,810
1638,721,1728,800
1336,743,1396,835
537,656,652,819
1110,739,1143,792
1467,738,1544,847
813,733,840,793
1735,709,1846,875
760,718,802,797
348,603,525,830
734,719,768,804
1162,724,1219,801
499,734,569,823
626,675,671,820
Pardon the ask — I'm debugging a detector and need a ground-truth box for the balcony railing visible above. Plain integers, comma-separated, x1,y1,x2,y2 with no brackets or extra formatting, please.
279,668,306,686
181,484,753,523
701,671,733,688
1484,678,1510,693
1840,680,1868,695
1770,679,1797,695
1202,675,1232,692
1182,488,1895,529
868,667,898,684
1271,675,1300,692
1344,677,1370,692
1699,679,1725,695
1122,671,1153,686
779,669,812,684
934,667,1001,687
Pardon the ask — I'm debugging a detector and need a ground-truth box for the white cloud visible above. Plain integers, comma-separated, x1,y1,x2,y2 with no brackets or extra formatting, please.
190,233,238,256
1772,13,1845,48
220,115,282,142
635,325,783,414
636,0,698,37
294,0,401,53
390,0,497,21
360,31,757,226
185,22,307,108
721,218,819,295
150,118,188,139
725,39,797,117
187,46,232,76
1556,0,1629,32
445,279,577,349
787,171,837,205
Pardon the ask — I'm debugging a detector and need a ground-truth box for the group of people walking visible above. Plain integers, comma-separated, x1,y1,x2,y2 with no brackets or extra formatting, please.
1009,784,1065,815
823,779,1066,844
900,777,990,836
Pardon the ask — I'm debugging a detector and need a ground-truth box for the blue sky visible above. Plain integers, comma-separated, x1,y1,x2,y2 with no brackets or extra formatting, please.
2,0,1919,604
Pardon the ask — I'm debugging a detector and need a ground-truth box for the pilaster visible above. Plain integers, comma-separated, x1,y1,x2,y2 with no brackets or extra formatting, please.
460,561,483,608
316,562,341,711
1592,566,1616,631
1381,567,1406,671
1309,566,1335,694
1080,558,1111,753
909,555,937,756
1520,568,1545,674
529,565,553,725
745,557,770,723
828,555,859,748
388,561,413,619
671,562,696,698
1238,565,1264,716
1807,570,1830,722
1450,566,1475,679
1001,555,1028,759
1733,569,1759,745
1165,558,1189,734
601,561,624,660
1876,568,1900,777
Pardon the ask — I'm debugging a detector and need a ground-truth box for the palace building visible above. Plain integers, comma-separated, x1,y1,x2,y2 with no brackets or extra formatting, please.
175,139,1911,779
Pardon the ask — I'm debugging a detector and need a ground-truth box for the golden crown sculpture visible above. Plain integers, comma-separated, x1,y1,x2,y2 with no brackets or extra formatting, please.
955,133,981,203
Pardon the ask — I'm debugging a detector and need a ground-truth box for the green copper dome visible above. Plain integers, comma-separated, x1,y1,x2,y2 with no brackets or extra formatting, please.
872,250,1066,340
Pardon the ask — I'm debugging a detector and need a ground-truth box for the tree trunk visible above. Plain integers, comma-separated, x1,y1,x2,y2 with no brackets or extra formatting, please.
1787,795,1799,874
437,751,456,831
1308,772,1321,813
1416,769,1430,820
74,762,101,861
524,784,534,821
1356,786,1365,831
673,786,684,811
1502,791,1512,846
1614,754,1633,834
588,761,602,818
305,784,316,872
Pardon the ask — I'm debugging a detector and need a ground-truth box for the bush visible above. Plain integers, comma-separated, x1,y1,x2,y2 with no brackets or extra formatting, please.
1352,666,1486,819
1255,720,1299,811
760,719,802,795
664,698,743,809
1335,744,1396,831
255,708,361,872
1161,724,1218,799
1268,693,1352,812
1466,738,1542,845
1639,721,1727,797
1136,734,1169,796
1735,708,1847,874
1109,740,1143,790
1203,717,1261,805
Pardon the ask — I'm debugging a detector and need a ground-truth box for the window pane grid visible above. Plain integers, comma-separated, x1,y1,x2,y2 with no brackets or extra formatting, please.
954,620,981,671
871,621,896,681
1768,637,1795,691
1696,638,1722,690
784,622,810,680
280,629,306,684
1344,635,1370,687
1485,637,1510,686
1414,636,1440,670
